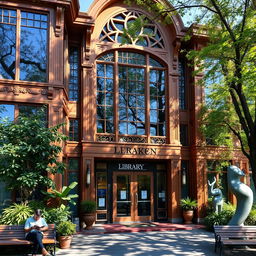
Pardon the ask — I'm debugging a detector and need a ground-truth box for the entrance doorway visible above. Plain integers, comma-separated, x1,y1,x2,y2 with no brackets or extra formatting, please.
113,172,153,222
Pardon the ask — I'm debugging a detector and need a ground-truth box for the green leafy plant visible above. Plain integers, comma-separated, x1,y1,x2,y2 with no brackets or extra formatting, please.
180,197,197,211
42,182,78,206
44,204,71,226
57,221,76,236
1,203,33,225
80,200,96,213
0,109,67,202
245,209,256,226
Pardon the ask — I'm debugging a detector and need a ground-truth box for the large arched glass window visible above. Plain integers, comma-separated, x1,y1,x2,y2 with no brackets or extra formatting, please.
96,51,166,144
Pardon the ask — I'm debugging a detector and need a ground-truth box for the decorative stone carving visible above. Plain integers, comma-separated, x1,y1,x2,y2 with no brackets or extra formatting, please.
55,7,63,37
96,134,115,142
208,177,223,214
173,38,181,71
150,137,166,144
227,165,253,225
119,136,146,143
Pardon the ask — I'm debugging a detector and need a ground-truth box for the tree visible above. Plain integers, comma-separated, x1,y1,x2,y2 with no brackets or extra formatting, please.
128,0,256,186
0,109,66,202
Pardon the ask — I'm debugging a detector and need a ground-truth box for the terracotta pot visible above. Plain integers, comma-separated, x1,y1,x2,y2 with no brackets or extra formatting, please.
58,235,72,249
183,210,194,224
82,213,96,230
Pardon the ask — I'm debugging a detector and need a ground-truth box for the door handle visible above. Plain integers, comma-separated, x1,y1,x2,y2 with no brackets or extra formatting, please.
136,193,138,205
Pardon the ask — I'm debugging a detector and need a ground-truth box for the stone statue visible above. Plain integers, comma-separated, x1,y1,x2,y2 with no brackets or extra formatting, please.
208,177,223,214
227,165,253,225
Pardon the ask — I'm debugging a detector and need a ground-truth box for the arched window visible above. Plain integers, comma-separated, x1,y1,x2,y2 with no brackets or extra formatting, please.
99,10,165,48
96,51,166,144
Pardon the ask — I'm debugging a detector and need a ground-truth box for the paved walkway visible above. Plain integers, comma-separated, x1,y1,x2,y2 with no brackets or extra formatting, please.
56,227,256,256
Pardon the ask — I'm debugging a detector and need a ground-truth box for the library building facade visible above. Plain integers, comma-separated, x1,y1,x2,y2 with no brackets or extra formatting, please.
0,0,254,223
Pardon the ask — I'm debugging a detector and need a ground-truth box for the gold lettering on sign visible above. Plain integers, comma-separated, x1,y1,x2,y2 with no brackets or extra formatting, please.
114,146,157,155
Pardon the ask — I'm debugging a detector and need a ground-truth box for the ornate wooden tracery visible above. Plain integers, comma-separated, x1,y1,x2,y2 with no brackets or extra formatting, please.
99,10,165,49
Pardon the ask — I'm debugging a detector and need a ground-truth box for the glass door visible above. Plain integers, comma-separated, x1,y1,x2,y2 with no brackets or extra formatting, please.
113,172,133,222
113,172,153,222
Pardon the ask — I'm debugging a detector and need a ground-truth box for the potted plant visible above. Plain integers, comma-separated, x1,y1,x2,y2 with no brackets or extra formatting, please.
180,197,197,224
81,200,96,230
57,221,76,249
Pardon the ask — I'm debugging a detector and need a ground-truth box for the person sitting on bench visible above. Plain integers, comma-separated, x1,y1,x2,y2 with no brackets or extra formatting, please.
24,209,50,256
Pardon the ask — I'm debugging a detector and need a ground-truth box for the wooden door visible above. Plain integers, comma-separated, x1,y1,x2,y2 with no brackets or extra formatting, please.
113,172,153,222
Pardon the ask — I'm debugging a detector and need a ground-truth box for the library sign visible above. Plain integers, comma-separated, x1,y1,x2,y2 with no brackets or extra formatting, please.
114,146,157,156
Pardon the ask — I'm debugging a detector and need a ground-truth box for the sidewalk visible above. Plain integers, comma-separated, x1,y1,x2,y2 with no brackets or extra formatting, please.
56,224,256,256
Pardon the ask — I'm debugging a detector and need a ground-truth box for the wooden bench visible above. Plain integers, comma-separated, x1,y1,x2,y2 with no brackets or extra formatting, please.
214,225,256,255
0,224,56,255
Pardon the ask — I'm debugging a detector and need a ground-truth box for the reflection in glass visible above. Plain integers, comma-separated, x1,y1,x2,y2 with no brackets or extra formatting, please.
96,172,107,210
150,69,166,136
117,175,131,217
0,8,16,79
20,12,48,82
0,104,15,121
69,47,79,101
96,63,114,133
69,119,79,141
137,175,151,216
118,65,145,135
68,172,79,217
0,181,12,212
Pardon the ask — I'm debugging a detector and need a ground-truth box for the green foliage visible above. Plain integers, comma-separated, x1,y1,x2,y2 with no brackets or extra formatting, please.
1,203,33,225
80,200,96,213
0,109,67,202
245,209,256,225
42,182,78,206
204,203,256,230
180,197,197,211
28,200,47,211
57,221,76,236
43,204,71,227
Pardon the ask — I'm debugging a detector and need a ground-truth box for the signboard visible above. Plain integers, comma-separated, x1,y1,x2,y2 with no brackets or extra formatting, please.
141,190,147,200
120,190,127,200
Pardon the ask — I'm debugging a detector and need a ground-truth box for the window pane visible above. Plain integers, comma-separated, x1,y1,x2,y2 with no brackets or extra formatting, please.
20,12,48,82
96,63,114,134
0,104,15,122
179,60,186,109
68,158,79,171
69,119,79,141
68,172,79,217
0,181,12,212
0,14,16,79
69,47,79,101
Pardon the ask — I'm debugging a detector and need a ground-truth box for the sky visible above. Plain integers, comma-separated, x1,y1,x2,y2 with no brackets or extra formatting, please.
78,0,196,26
79,0,94,12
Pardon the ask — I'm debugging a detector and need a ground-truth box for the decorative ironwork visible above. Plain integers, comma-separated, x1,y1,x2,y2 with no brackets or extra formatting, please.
150,137,166,144
119,136,147,143
96,134,115,142
100,11,165,48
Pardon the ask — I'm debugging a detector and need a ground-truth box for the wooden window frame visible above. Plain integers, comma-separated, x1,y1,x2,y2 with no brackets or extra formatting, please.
96,50,167,144
0,6,49,82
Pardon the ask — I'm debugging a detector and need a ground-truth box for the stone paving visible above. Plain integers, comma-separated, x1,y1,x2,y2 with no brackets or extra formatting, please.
55,227,256,256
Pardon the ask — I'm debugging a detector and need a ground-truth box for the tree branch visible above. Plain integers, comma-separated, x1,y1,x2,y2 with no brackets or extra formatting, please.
224,120,250,159
240,0,250,34
229,87,250,139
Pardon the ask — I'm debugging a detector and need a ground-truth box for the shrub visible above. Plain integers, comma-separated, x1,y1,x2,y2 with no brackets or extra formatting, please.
80,200,96,213
1,203,33,225
245,209,256,225
57,221,76,236
180,197,197,211
204,210,234,231
28,200,47,211
44,204,71,226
